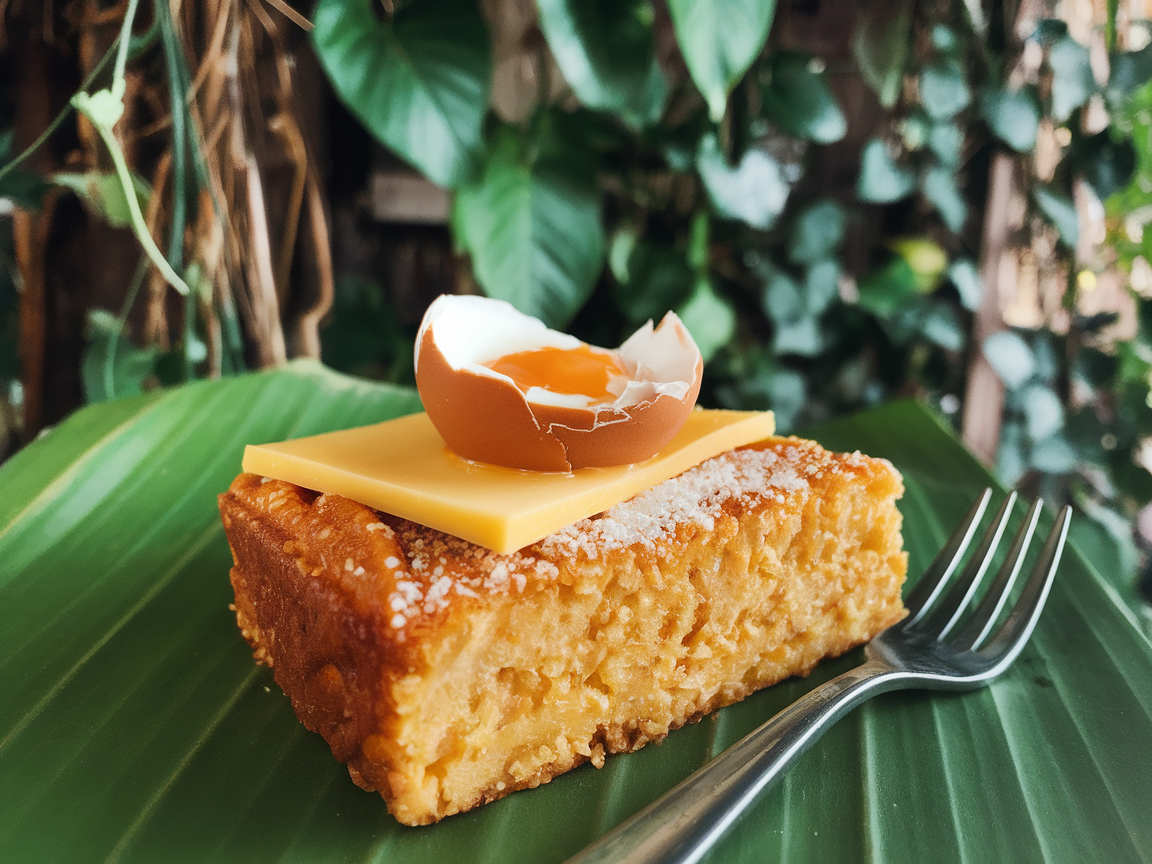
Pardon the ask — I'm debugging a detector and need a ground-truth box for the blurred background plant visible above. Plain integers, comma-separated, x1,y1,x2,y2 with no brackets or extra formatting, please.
1,0,1151,624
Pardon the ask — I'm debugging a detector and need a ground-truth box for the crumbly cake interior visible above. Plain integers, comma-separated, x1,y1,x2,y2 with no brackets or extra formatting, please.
219,436,907,826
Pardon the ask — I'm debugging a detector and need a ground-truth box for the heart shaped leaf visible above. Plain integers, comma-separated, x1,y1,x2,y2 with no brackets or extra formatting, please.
762,52,847,143
697,133,790,229
453,122,605,329
667,0,777,121
536,0,666,128
857,139,915,203
312,0,491,188
981,86,1041,152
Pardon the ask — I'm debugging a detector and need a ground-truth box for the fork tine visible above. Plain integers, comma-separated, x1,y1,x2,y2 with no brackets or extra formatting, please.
977,506,1071,671
921,491,1018,640
950,498,1043,651
904,488,992,624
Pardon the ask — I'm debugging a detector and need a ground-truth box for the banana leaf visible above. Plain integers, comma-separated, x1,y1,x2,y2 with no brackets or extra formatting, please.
1,361,1150,863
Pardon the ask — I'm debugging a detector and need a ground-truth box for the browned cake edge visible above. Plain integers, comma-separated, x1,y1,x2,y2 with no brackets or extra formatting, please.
218,436,907,825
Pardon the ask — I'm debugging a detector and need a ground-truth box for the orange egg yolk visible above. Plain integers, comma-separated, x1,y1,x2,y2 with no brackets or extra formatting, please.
484,345,631,401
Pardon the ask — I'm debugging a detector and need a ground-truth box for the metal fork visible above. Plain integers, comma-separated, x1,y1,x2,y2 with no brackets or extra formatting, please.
566,489,1071,864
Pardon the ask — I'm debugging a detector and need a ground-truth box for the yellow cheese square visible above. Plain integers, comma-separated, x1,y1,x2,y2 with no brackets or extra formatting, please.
242,409,775,553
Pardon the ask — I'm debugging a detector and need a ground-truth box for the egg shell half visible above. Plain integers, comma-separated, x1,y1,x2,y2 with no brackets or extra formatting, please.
414,295,703,472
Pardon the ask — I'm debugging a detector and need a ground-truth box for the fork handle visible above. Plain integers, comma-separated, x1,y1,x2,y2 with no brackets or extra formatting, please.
565,659,902,864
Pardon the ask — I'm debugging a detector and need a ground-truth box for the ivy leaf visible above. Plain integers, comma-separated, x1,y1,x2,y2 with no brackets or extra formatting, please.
608,227,638,283
536,0,666,128
856,256,921,316
1031,19,1069,44
697,133,790,229
1107,44,1152,103
677,277,736,361
1073,131,1137,201
997,419,1027,485
927,122,964,165
1030,434,1078,473
803,259,841,316
788,199,846,265
761,52,847,143
667,0,778,122
889,237,948,291
919,62,972,121
983,330,1036,390
931,24,961,55
773,316,823,356
453,123,605,329
919,300,965,351
1032,186,1080,247
857,139,915,203
716,364,807,430
312,0,491,188
611,241,695,323
52,171,150,229
762,267,805,323
760,258,837,323
948,258,983,310
920,165,968,232
852,0,914,108
981,87,1042,152
1048,35,1095,123
1021,383,1065,440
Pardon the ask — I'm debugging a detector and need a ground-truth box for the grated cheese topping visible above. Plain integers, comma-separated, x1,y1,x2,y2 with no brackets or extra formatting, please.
540,445,813,560
377,442,853,628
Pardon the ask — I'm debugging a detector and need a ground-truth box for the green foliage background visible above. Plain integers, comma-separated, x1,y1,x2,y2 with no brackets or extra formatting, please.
312,0,1152,601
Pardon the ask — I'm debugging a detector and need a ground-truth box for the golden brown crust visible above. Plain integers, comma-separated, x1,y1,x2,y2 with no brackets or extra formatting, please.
218,436,907,825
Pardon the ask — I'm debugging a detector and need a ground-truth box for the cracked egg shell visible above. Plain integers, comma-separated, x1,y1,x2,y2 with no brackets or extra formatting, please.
414,295,703,472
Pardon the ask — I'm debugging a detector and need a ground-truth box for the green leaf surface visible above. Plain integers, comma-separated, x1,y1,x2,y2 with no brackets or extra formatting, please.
761,52,847,143
52,171,151,228
611,240,695,323
536,0,665,127
82,309,158,402
856,256,922,317
1107,44,1152,104
677,277,736,361
1021,383,1065,440
1048,35,1096,123
762,266,805,322
667,0,777,121
2,366,1151,863
917,300,965,351
857,139,915,203
788,199,846,265
773,316,823,356
984,330,1036,389
927,121,964,165
697,133,790,229
1073,131,1137,201
889,236,948,291
1033,186,1080,247
920,165,968,232
948,258,983,310
852,0,914,108
453,123,604,329
312,0,491,188
981,87,1042,152
919,62,972,121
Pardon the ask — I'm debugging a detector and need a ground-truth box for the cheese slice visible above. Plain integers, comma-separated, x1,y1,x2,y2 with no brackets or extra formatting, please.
242,409,775,553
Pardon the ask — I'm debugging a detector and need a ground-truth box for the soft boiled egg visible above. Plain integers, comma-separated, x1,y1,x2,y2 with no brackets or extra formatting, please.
414,294,704,471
